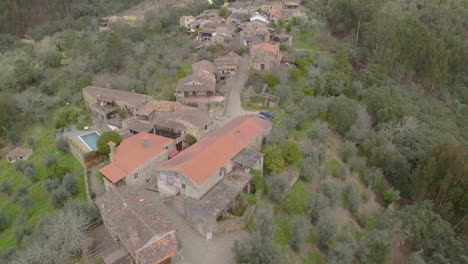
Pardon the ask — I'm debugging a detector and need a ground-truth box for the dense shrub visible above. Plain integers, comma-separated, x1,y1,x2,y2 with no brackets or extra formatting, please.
263,145,284,174
279,140,301,165
96,131,121,155
23,166,38,183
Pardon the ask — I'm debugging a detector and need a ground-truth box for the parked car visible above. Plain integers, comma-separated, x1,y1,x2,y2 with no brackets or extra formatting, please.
259,110,275,120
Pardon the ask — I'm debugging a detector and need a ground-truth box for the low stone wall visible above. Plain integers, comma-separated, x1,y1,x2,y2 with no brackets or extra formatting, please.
212,191,262,237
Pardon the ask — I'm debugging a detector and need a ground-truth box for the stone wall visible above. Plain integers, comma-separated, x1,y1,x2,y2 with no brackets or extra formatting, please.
212,190,262,237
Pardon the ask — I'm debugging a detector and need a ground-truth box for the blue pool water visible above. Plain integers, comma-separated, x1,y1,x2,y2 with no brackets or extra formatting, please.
80,132,100,151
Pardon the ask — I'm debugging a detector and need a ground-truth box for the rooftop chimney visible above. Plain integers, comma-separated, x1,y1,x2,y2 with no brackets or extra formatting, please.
142,139,150,149
108,141,116,160
236,130,241,137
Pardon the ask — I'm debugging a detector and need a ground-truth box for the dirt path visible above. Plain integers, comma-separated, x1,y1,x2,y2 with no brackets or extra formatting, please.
224,57,251,121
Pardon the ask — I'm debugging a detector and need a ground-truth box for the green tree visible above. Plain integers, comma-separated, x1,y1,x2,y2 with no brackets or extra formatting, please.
233,233,283,264
328,96,358,135
289,216,308,252
413,140,467,227
0,94,19,137
263,145,284,174
253,204,275,238
308,193,331,223
51,187,68,208
97,131,122,155
363,86,407,124
0,181,13,196
48,164,69,180
317,211,338,247
0,210,7,231
264,73,280,87
267,174,288,204
14,216,32,245
62,173,79,195
218,6,229,19
279,140,301,165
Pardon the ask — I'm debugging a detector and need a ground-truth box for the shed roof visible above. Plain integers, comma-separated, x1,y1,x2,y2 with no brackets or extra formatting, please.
176,74,216,93
157,115,271,185
6,147,32,158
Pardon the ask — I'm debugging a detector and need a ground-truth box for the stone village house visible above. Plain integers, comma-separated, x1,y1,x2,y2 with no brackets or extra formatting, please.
83,86,151,128
99,132,174,190
153,115,271,239
250,42,281,72
97,186,177,264
125,100,213,151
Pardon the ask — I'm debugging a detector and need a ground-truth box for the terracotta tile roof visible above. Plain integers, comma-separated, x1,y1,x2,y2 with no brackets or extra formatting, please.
100,133,172,183
96,186,176,263
251,42,278,54
83,86,151,108
157,115,271,185
135,100,193,116
6,147,33,158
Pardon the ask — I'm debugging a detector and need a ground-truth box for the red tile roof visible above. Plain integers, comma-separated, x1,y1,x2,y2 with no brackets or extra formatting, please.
251,42,278,54
100,133,172,183
157,115,271,185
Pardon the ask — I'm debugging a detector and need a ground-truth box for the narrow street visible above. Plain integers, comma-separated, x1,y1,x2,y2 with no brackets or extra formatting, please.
223,57,251,121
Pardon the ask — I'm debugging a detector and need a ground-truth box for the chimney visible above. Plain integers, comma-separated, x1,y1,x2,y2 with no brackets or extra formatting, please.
108,141,116,159
142,139,150,149
236,130,240,137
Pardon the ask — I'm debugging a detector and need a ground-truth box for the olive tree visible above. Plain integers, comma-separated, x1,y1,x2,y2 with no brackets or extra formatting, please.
267,174,289,204
253,204,275,238
308,193,331,223
316,211,338,247
289,216,308,252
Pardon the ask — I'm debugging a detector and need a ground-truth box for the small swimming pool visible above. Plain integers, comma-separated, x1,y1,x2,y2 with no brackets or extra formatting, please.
79,131,100,151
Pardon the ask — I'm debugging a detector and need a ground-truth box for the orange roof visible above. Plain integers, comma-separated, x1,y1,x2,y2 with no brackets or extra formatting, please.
251,42,278,54
157,115,271,185
100,133,172,183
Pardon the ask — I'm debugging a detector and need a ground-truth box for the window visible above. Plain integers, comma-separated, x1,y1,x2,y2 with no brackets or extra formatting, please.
182,183,186,189
260,64,266,71
167,176,174,186
134,173,138,179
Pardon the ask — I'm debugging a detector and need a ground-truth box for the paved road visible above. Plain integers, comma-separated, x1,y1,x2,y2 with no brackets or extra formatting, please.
142,190,249,264
224,57,251,121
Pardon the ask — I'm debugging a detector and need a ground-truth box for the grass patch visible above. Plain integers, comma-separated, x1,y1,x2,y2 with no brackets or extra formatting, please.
327,158,340,178
303,250,323,264
280,180,311,215
288,120,313,139
242,96,287,125
273,214,291,247
0,117,86,250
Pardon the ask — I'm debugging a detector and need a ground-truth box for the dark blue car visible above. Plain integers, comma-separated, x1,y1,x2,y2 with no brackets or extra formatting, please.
259,111,275,120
